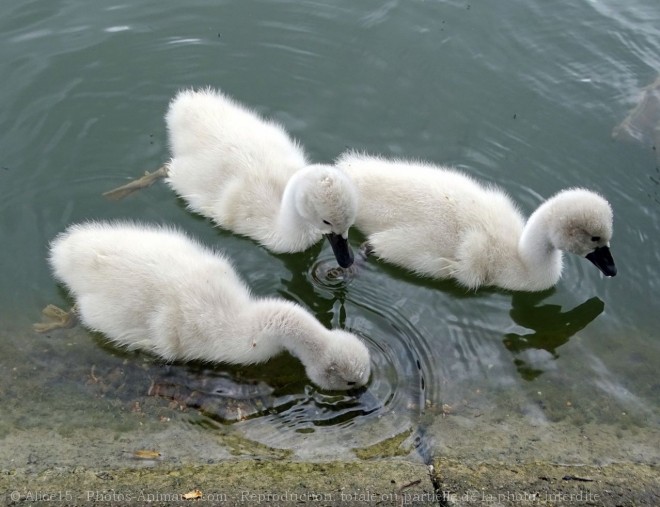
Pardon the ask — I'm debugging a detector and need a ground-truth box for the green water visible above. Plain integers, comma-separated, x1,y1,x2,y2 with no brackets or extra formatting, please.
1,0,659,468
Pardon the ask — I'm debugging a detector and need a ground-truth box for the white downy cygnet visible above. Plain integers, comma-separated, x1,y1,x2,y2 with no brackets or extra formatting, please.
164,88,357,267
336,152,616,291
48,222,371,390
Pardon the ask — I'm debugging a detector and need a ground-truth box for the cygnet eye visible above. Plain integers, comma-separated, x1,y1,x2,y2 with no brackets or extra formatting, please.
322,219,332,226
591,236,601,242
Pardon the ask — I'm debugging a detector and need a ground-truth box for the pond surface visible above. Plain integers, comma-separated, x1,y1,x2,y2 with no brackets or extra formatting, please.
1,0,659,469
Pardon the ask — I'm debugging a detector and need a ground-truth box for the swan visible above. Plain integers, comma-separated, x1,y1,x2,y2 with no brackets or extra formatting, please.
42,221,371,390
104,88,357,268
336,152,617,291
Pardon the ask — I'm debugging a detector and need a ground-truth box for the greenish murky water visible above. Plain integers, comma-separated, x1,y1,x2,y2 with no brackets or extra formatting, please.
1,0,659,470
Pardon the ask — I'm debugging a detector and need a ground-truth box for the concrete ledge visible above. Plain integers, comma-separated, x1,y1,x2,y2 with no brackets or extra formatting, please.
2,459,657,506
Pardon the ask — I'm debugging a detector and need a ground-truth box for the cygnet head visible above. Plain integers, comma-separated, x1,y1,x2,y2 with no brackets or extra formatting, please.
304,329,371,391
293,164,358,268
545,188,616,276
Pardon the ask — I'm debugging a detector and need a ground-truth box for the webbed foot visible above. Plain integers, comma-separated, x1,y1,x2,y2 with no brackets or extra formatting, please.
103,165,169,201
33,304,78,333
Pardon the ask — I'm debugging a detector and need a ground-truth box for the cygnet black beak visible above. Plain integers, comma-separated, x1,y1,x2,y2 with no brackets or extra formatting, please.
585,245,617,277
324,232,354,268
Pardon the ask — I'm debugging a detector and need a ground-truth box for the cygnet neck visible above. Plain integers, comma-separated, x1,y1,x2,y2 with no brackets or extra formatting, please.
274,168,318,252
516,199,564,290
247,299,329,365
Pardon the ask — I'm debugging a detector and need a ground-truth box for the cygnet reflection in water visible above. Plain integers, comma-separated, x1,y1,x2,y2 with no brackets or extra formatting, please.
503,293,605,381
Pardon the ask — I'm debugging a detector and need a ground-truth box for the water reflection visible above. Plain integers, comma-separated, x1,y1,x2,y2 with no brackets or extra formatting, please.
504,292,605,381
276,242,339,328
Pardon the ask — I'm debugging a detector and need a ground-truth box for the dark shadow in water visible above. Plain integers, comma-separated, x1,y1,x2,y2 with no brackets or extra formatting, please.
274,240,342,329
145,357,382,428
503,292,605,381
87,336,384,428
365,256,488,297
